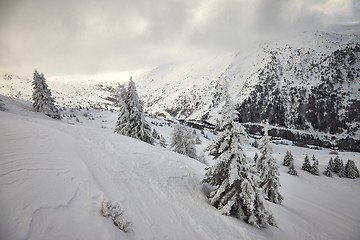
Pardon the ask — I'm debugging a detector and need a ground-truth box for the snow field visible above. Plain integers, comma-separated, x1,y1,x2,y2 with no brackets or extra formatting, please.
0,96,360,240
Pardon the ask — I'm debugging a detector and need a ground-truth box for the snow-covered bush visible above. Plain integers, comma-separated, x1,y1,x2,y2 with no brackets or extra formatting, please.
101,200,132,232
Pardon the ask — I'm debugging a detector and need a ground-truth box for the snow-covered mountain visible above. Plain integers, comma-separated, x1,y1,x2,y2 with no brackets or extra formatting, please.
133,25,360,151
0,24,359,151
1,95,360,240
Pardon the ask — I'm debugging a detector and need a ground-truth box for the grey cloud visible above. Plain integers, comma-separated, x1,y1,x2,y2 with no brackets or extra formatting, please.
0,0,358,76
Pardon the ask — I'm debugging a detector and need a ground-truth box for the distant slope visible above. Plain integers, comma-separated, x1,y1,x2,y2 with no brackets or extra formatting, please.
1,96,360,240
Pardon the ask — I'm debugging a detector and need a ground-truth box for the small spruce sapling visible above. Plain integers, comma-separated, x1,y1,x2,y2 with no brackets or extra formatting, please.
338,160,346,178
253,152,259,164
323,159,333,177
283,151,293,167
333,156,342,173
159,135,166,148
345,160,360,179
288,161,298,176
311,155,319,176
301,155,312,172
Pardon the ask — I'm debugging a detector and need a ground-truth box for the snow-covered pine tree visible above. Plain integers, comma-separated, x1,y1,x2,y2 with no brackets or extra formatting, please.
203,92,276,228
311,155,319,175
32,70,61,119
126,77,153,144
109,83,125,107
170,125,197,159
323,161,333,177
0,99,5,111
253,152,259,164
256,122,283,204
345,160,360,179
288,161,298,176
114,84,130,135
195,134,202,144
301,155,312,172
338,161,346,178
328,157,335,171
333,156,342,173
159,135,166,148
152,129,160,139
198,152,208,165
283,151,293,167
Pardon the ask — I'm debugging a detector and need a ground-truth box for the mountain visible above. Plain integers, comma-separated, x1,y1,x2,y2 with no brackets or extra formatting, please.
0,24,359,151
1,95,360,240
133,25,360,151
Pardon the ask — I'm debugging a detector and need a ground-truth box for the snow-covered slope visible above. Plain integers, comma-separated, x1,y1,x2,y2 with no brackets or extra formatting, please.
1,95,360,240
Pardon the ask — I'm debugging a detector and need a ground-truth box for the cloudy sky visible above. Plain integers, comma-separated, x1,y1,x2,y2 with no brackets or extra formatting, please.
0,0,359,77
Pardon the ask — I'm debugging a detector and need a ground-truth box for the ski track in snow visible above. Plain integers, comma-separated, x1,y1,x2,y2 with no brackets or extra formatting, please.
1,96,360,240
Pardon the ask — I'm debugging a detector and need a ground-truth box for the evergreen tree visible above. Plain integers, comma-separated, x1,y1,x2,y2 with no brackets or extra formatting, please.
114,77,153,144
203,90,276,228
288,161,298,176
338,160,346,178
301,155,312,172
253,152,259,164
323,161,333,177
333,156,342,173
311,155,319,175
114,84,130,135
159,135,166,148
327,157,335,172
170,125,197,159
0,99,5,111
32,70,61,119
198,152,208,165
345,160,360,179
152,129,160,139
195,135,202,144
256,122,283,204
127,78,153,144
283,151,293,167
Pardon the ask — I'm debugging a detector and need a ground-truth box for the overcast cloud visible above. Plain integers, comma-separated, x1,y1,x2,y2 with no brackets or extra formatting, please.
0,0,359,76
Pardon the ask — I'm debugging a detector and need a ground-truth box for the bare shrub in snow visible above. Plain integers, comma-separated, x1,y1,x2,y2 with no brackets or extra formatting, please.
101,200,132,232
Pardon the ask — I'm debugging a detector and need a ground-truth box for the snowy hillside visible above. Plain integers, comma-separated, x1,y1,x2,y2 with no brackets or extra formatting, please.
1,95,360,240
